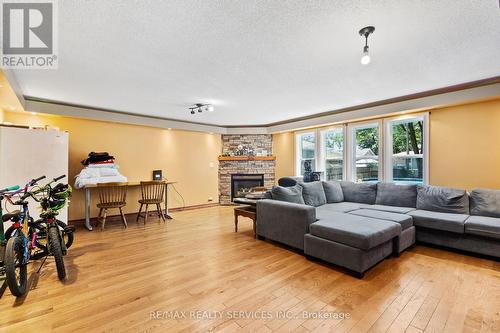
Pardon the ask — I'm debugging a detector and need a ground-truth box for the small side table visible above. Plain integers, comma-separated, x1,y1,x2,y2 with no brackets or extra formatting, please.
234,205,256,238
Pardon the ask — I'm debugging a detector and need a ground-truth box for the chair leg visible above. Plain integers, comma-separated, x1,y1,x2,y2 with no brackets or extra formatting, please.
159,204,166,222
156,203,164,221
101,209,107,230
137,203,143,222
144,204,149,224
120,207,128,228
96,208,103,227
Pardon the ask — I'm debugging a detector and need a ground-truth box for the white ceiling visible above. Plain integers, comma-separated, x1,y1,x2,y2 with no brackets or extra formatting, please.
12,0,500,126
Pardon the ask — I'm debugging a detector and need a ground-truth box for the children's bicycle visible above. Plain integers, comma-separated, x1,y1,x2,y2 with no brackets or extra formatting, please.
3,176,46,296
19,175,73,280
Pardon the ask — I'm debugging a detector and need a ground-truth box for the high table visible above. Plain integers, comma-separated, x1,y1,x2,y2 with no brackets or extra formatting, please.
83,181,177,231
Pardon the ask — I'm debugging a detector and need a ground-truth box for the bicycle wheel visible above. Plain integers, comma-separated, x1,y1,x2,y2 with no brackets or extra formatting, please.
48,226,66,280
5,236,28,297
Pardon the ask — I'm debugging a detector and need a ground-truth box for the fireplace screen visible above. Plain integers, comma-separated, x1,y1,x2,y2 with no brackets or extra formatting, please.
231,174,264,201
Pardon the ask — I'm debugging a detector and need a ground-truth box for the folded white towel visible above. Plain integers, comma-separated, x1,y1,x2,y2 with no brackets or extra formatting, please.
74,175,128,189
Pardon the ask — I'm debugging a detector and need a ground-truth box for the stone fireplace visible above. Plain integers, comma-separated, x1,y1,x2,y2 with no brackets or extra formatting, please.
218,135,275,204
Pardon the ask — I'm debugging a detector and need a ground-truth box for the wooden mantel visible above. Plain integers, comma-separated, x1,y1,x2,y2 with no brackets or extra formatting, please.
218,155,276,161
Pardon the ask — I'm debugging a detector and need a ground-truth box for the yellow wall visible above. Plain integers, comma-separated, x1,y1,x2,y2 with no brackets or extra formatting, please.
272,132,295,180
4,111,221,221
429,99,500,190
272,98,500,190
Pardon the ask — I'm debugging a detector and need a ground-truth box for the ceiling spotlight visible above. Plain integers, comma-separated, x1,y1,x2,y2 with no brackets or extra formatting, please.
359,26,375,65
189,103,214,115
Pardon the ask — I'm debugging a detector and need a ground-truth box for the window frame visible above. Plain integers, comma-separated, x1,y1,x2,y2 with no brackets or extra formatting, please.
383,113,429,184
293,112,429,184
295,131,318,176
347,120,383,183
319,126,346,181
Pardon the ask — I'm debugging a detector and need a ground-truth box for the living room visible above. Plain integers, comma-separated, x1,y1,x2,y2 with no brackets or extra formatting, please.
0,1,499,332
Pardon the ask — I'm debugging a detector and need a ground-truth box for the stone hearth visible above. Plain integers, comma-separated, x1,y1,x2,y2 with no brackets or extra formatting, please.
218,135,275,205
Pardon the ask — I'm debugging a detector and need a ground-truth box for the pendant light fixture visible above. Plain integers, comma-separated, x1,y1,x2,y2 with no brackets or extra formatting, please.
359,26,375,65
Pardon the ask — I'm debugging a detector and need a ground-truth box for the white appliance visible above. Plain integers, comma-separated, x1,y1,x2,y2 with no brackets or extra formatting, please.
0,126,69,225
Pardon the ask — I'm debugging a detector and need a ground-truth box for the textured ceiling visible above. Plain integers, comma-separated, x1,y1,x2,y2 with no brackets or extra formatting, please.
12,0,500,126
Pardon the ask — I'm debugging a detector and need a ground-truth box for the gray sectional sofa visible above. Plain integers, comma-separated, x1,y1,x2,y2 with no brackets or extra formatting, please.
256,181,500,278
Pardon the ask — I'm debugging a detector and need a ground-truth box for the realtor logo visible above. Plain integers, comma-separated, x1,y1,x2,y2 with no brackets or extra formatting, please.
1,0,58,69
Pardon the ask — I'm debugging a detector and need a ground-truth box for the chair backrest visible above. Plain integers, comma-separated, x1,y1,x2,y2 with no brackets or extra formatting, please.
96,182,128,204
140,181,165,201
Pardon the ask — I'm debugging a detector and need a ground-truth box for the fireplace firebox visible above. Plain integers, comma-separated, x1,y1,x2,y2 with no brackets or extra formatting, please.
231,174,264,201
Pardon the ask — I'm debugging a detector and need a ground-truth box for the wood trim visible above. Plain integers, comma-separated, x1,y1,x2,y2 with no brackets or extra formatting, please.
265,76,500,127
218,156,276,161
21,76,500,130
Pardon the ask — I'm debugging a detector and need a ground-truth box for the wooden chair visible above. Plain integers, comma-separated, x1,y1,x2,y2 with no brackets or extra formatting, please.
137,181,166,224
95,182,128,230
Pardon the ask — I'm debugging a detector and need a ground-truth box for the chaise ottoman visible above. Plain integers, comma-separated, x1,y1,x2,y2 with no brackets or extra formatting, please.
304,212,401,278
349,209,415,253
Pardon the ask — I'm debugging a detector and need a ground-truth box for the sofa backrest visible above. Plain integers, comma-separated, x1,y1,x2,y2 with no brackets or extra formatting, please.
339,181,377,204
376,182,417,208
469,188,500,218
416,184,469,214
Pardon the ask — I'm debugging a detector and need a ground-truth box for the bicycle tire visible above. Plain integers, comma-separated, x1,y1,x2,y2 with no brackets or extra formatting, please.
5,236,28,297
48,226,66,280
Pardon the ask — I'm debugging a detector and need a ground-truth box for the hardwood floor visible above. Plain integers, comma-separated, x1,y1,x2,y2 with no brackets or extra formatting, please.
1,206,499,332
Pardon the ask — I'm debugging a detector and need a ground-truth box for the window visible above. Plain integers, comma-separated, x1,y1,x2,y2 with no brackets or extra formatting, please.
320,127,344,180
385,116,427,184
350,122,380,182
294,113,428,184
296,132,316,176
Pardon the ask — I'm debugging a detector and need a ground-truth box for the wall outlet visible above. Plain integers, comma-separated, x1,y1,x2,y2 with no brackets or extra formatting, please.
208,197,213,202
209,162,214,168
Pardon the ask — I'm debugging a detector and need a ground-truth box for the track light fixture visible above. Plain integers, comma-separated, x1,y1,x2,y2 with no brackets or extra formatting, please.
359,26,375,65
189,103,214,115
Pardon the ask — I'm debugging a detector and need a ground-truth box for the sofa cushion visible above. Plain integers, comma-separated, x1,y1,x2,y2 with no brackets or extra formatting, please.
416,185,469,214
408,210,468,234
366,204,416,214
469,188,500,218
340,181,377,204
350,209,413,230
317,202,371,217
298,181,327,207
375,182,417,208
322,181,344,203
271,185,305,205
278,176,304,187
310,212,401,250
465,215,500,240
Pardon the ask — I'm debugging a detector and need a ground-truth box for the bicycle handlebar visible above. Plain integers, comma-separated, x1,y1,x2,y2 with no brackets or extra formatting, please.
30,175,46,186
0,185,20,194
54,174,66,182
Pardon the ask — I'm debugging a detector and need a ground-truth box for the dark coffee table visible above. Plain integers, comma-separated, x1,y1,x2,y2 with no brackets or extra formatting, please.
233,197,263,238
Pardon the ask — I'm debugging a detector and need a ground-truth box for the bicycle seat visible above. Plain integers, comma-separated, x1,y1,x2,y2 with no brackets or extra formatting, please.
2,210,21,222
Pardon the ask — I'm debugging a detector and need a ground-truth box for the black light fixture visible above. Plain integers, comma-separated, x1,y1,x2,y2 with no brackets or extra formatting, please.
359,26,375,65
189,103,214,115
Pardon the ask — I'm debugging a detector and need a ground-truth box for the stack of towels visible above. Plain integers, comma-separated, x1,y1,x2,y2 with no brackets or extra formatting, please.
74,152,128,189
